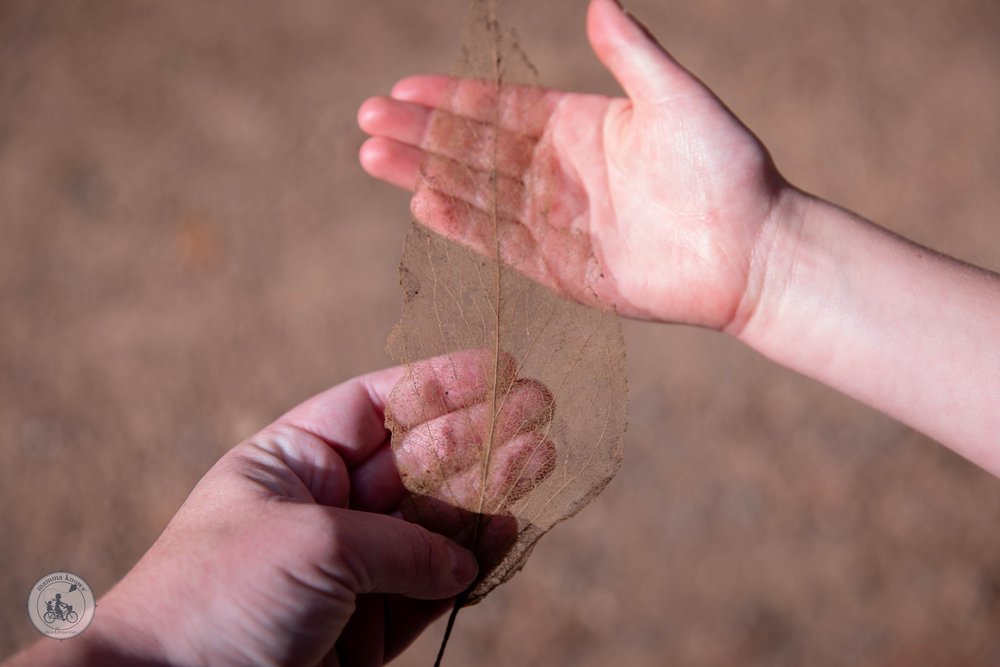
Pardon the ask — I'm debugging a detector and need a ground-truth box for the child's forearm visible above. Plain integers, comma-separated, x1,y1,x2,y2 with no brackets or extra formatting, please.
736,188,1000,470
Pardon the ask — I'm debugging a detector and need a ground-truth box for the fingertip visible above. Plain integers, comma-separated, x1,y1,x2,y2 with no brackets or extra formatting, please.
390,76,423,100
509,378,555,426
359,137,421,191
409,184,441,226
358,363,407,406
358,136,386,174
586,0,625,56
357,95,389,133
504,433,557,501
532,437,558,481
494,350,519,397
338,513,475,599
587,0,684,103
508,430,558,475
586,0,640,93
410,186,471,240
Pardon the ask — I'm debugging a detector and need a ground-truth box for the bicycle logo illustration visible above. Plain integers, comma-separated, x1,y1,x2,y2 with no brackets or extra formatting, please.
26,571,95,639
43,593,79,624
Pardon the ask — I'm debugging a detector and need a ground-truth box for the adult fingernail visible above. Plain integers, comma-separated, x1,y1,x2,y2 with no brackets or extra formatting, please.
446,542,478,585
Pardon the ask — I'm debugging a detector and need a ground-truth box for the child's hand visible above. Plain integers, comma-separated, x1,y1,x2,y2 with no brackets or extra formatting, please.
358,0,1000,468
358,0,786,330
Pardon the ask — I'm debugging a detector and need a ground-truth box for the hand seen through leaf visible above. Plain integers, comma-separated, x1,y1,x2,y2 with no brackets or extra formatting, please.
7,353,553,667
386,350,556,573
358,0,786,330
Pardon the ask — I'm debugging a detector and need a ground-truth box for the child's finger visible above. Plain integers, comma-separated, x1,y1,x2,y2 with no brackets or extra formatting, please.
409,186,543,282
360,95,537,180
423,109,537,178
389,75,450,104
418,151,528,223
358,95,429,145
391,74,557,138
359,137,422,191
587,0,693,105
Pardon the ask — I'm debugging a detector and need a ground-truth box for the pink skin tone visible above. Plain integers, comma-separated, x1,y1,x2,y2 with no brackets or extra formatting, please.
8,0,1000,664
359,0,1000,466
6,354,552,667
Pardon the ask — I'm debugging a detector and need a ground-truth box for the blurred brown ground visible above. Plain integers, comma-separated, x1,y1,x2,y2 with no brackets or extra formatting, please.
2,1,1000,664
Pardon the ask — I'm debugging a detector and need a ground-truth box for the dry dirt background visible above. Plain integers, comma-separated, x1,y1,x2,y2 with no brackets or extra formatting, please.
2,1,1000,665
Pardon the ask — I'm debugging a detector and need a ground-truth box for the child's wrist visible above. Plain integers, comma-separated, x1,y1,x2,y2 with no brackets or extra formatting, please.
724,183,813,343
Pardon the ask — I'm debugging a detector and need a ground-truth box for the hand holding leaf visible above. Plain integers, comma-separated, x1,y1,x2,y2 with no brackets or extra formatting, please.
369,1,630,662
387,349,556,578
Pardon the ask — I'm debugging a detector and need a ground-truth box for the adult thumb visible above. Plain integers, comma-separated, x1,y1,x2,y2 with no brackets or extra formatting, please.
330,509,478,600
587,0,694,105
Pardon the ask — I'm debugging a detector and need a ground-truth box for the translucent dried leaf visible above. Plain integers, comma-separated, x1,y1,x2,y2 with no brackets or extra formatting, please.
385,0,628,609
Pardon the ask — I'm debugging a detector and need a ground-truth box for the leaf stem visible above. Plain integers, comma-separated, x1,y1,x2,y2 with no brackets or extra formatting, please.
433,590,469,667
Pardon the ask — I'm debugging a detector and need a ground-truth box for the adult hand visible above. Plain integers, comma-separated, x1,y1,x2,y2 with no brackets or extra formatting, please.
8,354,553,667
358,0,787,331
102,363,477,667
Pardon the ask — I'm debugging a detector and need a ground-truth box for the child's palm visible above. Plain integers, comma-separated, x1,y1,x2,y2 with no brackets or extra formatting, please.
359,0,783,329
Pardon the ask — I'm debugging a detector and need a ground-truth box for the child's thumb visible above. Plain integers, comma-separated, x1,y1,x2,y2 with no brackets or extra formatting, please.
587,0,693,105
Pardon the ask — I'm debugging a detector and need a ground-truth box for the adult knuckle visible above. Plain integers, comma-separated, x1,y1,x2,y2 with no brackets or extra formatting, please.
407,525,442,582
